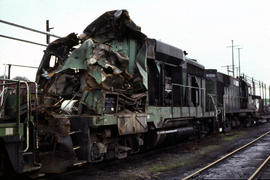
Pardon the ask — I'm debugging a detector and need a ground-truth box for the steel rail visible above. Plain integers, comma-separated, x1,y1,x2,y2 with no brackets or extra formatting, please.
248,154,270,180
182,130,270,180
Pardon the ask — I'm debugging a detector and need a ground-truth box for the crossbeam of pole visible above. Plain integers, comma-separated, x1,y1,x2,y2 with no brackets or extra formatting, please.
3,64,38,69
0,19,61,38
0,34,47,47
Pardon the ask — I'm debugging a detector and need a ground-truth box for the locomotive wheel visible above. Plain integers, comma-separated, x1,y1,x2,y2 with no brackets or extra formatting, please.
245,115,254,127
227,121,232,131
223,118,232,132
231,117,240,128
231,118,236,128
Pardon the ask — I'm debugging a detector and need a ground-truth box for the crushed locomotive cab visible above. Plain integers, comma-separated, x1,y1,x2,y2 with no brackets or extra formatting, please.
36,10,150,171
36,10,148,116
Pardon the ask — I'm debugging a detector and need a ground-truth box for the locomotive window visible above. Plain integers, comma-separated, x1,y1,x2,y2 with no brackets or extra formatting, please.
233,80,239,87
49,55,58,68
147,59,183,107
206,73,216,78
147,59,160,106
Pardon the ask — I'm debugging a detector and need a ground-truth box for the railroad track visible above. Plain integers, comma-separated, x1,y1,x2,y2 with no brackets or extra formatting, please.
182,130,270,180
249,154,270,179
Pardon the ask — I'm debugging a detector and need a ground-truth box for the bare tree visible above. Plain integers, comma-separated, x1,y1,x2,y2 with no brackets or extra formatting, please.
13,76,29,81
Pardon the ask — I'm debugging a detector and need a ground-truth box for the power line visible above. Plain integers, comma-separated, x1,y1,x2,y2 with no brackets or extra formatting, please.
0,19,61,38
0,34,47,47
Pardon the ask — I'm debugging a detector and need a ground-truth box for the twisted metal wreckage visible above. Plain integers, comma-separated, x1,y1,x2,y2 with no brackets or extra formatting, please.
35,10,153,170
36,10,148,115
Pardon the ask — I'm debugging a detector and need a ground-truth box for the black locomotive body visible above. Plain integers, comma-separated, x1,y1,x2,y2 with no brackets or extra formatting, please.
206,69,260,130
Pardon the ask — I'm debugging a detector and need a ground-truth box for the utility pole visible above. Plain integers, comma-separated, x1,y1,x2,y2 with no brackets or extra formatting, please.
262,82,264,106
46,20,54,44
259,81,261,97
264,83,266,106
237,47,242,77
227,40,239,78
269,85,270,105
7,64,11,79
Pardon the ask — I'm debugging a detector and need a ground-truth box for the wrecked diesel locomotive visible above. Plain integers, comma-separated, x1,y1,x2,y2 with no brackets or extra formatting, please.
31,10,214,171
35,10,216,171
0,10,262,174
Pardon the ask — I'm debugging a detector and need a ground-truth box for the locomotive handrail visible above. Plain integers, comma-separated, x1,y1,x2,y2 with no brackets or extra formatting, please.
20,81,30,152
0,79,21,135
34,82,39,150
208,94,218,120
171,83,206,116
171,83,205,90
0,87,8,106
0,78,31,152
0,82,19,86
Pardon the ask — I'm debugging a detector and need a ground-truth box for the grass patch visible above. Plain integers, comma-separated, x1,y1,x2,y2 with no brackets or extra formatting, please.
148,129,249,173
148,161,186,172
220,130,246,141
199,144,220,155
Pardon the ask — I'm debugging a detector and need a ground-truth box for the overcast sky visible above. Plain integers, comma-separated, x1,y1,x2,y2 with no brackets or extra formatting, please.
0,0,269,87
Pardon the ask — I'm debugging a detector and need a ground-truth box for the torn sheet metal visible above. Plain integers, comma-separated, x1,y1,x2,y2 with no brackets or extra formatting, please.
47,73,80,96
36,33,79,84
37,9,148,116
135,43,148,89
57,39,95,72
82,10,146,42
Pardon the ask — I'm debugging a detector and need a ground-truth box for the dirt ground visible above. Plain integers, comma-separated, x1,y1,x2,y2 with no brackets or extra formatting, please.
47,121,270,180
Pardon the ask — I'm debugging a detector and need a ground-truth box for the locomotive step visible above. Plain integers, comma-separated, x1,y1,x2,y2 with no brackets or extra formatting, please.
73,146,80,150
22,151,33,155
23,163,41,173
73,160,87,166
69,130,82,135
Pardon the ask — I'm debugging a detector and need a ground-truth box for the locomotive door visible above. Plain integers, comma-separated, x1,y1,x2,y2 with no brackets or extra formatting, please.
163,64,182,118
